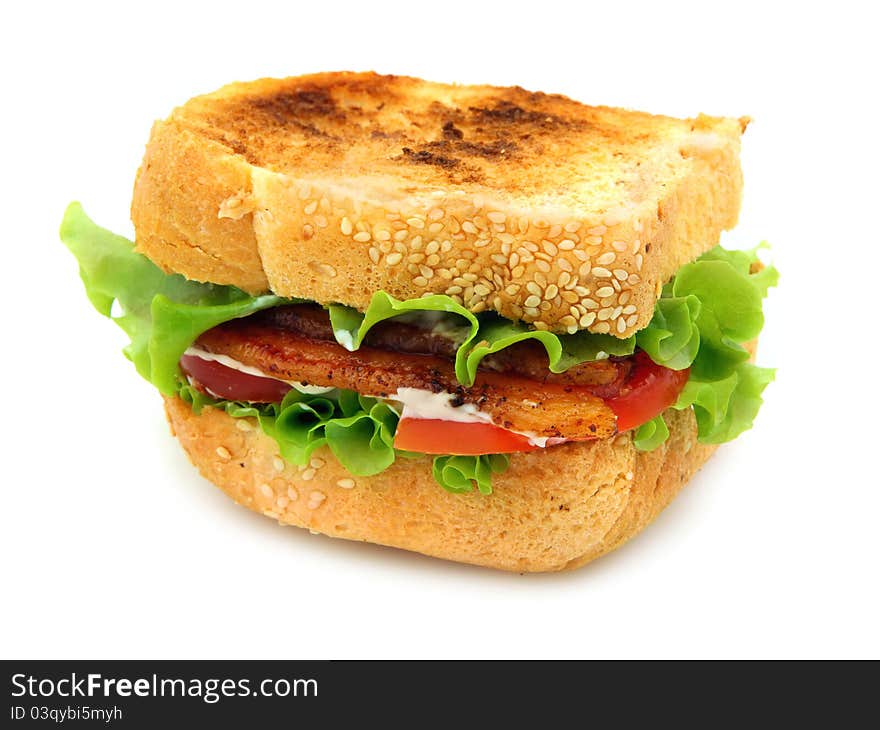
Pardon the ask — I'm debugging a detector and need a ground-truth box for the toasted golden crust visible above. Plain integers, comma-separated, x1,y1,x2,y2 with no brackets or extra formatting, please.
163,395,717,572
133,72,746,337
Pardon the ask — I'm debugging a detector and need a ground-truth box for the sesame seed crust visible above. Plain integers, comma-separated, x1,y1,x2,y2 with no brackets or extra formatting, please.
133,72,746,338
164,394,718,572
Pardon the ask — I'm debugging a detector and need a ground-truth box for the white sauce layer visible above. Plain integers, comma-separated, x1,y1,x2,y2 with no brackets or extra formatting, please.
183,347,335,395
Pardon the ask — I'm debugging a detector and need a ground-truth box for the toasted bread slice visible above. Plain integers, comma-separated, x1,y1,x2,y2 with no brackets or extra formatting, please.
132,72,746,337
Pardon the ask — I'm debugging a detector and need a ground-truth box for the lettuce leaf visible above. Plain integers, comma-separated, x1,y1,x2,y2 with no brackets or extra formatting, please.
329,295,636,387
633,414,670,451
432,454,510,495
674,364,776,444
180,383,399,477
60,203,286,395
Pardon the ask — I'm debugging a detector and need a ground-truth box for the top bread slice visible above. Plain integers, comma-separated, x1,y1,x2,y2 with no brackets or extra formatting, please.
131,72,746,337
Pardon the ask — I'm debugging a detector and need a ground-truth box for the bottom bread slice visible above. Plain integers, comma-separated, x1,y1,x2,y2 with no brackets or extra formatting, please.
163,395,717,572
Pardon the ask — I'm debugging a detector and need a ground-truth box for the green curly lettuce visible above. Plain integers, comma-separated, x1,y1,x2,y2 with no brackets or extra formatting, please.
432,454,510,495
329,295,636,387
59,202,286,395
180,383,399,476
633,414,671,452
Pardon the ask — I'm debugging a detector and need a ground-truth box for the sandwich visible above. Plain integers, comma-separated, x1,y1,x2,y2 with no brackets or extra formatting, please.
60,72,777,571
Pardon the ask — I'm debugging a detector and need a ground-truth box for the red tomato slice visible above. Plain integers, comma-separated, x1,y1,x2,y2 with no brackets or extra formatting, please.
180,354,292,403
393,418,542,455
605,351,690,432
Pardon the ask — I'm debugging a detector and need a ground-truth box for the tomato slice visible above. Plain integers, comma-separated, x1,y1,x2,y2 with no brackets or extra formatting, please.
605,351,690,432
180,354,292,403
393,418,542,455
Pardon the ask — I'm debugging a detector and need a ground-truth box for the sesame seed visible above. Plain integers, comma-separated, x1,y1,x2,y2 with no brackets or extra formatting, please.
578,262,592,277
473,283,491,296
564,221,580,233
524,295,542,308
544,284,559,299
368,247,380,264
304,201,318,215
337,478,356,489
309,261,337,278
307,491,326,509
582,298,599,309
619,291,632,305
487,211,506,224
215,446,231,460
474,238,490,248
562,290,579,303
579,312,597,327
542,239,558,256
340,217,353,235
635,254,644,271
287,487,299,501
617,318,627,333
594,322,611,333
301,468,316,481
511,265,526,279
622,304,637,314
596,252,616,266
407,217,425,229
429,208,444,220
588,225,607,236
386,252,403,266
375,229,391,241
558,259,573,273
353,231,371,243
420,265,435,279
592,267,612,278
525,281,542,296
260,483,274,498
236,420,253,432
413,276,429,287
461,221,478,234
628,274,641,284
273,457,285,472
627,314,639,327
598,307,613,321
310,457,325,469
548,224,562,238
625,471,634,481
613,269,629,281
314,214,328,228
596,286,615,298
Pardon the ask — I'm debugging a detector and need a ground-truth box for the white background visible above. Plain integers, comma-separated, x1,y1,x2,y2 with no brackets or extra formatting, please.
2,1,877,659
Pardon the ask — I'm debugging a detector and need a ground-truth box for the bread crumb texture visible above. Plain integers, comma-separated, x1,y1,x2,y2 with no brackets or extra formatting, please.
164,395,717,572
133,72,746,337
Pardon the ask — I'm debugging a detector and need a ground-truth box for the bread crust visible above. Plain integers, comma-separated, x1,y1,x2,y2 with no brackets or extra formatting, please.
163,395,717,572
133,72,746,337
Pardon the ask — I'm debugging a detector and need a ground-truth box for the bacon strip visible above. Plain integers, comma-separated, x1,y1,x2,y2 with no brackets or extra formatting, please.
196,320,619,441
